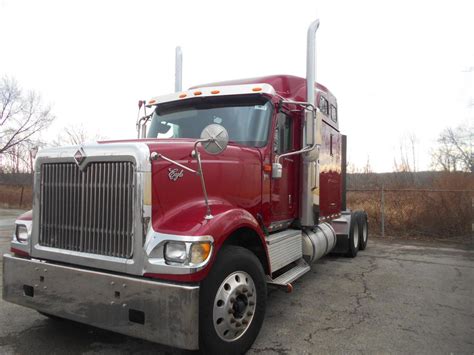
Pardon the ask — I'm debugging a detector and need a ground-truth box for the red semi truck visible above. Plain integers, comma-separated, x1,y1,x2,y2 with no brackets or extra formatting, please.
3,19,368,353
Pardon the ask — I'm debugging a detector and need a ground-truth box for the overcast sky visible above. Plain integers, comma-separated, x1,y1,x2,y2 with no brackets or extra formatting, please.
1,0,472,172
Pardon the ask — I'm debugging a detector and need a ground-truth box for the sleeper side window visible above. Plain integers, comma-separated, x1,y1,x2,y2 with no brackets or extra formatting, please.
330,104,337,123
319,96,329,116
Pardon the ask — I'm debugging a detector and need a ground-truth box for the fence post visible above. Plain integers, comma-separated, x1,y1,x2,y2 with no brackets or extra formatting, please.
381,184,385,238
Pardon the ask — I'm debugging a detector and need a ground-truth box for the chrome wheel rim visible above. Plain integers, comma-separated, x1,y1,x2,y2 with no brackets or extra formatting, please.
353,225,359,248
213,271,256,342
362,222,368,243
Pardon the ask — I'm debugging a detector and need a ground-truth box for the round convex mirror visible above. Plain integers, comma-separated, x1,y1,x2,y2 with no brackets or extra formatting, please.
200,124,229,155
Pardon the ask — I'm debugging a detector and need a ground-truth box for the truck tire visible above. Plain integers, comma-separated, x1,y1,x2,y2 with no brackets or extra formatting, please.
346,211,361,258
199,246,267,354
358,212,369,251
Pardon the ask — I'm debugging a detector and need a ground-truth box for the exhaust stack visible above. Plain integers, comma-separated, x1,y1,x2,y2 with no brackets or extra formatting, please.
306,19,319,109
300,19,321,227
175,46,183,92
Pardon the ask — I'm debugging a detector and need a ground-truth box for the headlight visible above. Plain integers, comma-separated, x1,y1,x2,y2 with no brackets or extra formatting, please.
164,242,187,263
190,242,212,264
16,224,29,243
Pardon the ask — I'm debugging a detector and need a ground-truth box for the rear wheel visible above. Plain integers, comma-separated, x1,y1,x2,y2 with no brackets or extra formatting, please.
199,246,267,354
358,212,369,251
346,211,361,258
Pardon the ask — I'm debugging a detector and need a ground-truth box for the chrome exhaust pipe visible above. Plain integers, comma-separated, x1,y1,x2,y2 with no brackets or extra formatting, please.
300,19,320,227
175,46,183,92
306,19,319,109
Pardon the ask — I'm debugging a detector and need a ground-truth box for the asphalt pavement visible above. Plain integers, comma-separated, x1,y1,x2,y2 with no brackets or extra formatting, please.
0,208,473,354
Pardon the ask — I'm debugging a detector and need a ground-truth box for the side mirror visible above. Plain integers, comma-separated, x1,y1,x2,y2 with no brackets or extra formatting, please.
200,124,229,155
305,110,315,146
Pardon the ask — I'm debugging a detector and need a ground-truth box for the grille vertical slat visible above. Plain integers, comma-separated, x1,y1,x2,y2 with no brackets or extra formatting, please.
92,164,97,253
112,163,117,257
39,161,135,258
119,163,124,258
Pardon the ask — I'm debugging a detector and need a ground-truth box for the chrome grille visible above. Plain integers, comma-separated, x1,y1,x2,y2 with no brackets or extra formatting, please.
39,161,135,258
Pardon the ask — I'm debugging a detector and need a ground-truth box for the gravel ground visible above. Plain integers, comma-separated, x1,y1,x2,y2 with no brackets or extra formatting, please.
1,208,473,354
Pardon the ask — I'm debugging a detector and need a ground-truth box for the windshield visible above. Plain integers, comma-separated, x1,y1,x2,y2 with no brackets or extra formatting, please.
146,95,272,147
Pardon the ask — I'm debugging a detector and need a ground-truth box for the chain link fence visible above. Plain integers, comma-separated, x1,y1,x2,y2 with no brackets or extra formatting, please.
347,188,473,237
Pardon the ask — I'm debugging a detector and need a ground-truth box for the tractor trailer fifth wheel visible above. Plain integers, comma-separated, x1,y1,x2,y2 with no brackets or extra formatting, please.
2,18,369,354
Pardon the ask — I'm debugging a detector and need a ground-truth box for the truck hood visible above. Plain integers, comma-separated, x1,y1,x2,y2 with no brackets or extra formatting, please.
141,139,263,235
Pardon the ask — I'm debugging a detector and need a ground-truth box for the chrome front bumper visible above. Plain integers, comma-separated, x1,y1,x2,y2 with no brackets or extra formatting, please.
2,254,199,350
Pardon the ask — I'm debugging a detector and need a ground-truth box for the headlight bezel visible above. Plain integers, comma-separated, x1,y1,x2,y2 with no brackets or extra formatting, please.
162,240,213,266
15,224,29,243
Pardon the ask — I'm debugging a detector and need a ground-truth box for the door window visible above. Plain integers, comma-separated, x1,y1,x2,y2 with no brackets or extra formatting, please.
274,113,292,155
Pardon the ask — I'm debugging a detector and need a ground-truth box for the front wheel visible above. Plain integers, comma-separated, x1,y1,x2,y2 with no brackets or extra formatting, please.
199,246,267,354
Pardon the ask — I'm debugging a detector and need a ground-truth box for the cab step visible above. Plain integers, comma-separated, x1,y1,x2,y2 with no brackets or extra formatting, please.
267,258,311,287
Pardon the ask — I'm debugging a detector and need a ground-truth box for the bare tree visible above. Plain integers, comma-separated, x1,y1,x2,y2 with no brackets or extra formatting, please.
431,124,473,172
393,133,418,172
52,124,106,146
363,155,372,174
0,76,55,154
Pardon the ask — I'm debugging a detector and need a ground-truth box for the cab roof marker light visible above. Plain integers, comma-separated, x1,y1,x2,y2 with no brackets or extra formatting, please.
211,90,220,94
179,93,187,98
145,83,276,106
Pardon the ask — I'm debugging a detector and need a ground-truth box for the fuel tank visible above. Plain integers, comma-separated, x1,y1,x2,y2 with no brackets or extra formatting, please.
302,222,337,264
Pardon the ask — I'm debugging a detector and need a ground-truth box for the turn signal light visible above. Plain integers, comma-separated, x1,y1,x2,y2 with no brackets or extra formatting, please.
191,242,212,264
194,91,202,96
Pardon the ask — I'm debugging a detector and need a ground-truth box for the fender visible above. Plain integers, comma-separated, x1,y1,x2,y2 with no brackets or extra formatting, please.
16,210,32,221
148,204,270,282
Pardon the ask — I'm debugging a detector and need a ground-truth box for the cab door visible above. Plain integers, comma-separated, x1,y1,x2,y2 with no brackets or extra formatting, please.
271,113,297,224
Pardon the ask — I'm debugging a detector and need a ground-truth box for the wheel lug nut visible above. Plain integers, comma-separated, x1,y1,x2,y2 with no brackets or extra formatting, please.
235,322,241,327
228,309,233,314
247,293,253,297
230,318,235,323
249,301,255,306
242,320,249,325
242,288,248,293
230,297,235,303
247,311,253,316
